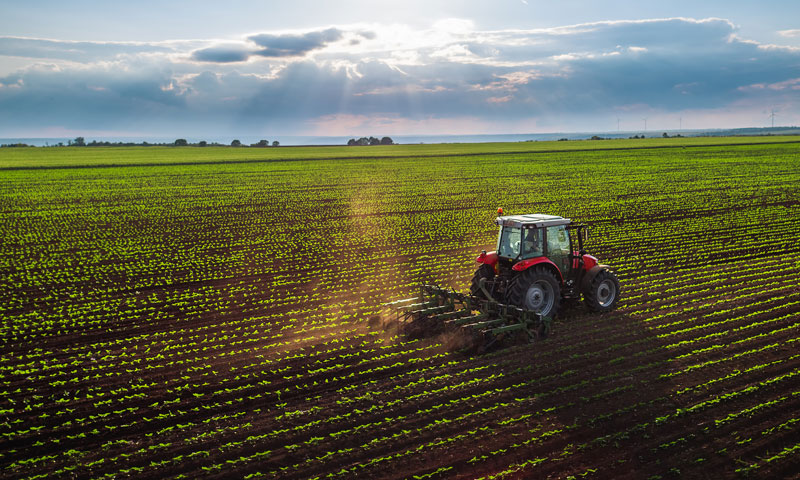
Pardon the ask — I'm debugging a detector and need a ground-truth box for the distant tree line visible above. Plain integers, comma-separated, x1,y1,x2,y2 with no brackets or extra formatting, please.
0,137,284,148
4,135,394,148
59,137,231,147
347,136,394,146
230,139,280,147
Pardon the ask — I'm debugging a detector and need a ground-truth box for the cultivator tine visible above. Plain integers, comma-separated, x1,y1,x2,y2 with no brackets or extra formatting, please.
462,317,507,330
386,282,552,351
397,300,438,311
384,300,417,313
447,311,487,326
431,308,472,322
490,323,530,336
409,304,453,316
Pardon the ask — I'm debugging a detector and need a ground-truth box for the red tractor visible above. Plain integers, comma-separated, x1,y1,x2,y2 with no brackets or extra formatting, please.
470,212,620,317
387,211,620,349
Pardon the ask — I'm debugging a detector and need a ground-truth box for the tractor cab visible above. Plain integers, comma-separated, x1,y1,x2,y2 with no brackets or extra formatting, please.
494,213,586,278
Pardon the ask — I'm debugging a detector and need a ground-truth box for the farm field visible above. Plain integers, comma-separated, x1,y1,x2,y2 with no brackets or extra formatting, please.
1,137,799,479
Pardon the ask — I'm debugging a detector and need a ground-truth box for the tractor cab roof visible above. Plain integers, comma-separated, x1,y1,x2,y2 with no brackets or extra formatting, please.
495,213,571,228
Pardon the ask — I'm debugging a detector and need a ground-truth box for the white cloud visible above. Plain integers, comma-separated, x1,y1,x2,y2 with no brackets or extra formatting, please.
2,17,800,136
487,95,512,103
429,44,476,61
739,77,800,92
778,29,800,38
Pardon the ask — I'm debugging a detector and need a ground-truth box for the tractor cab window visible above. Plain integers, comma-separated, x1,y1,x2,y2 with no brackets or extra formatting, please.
546,225,571,274
497,226,521,258
521,227,543,259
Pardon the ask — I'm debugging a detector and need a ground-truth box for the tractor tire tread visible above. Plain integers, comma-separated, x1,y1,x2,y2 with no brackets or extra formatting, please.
506,265,561,318
584,269,620,312
470,264,495,298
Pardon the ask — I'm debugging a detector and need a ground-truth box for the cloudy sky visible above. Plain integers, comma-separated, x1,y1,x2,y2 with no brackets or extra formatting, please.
1,0,800,139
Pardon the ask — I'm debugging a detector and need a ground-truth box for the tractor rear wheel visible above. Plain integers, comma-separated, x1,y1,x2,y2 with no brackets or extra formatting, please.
470,264,495,299
507,266,560,317
584,269,620,312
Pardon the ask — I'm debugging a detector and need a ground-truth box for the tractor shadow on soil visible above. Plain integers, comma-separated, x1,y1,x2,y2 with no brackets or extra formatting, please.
369,298,698,478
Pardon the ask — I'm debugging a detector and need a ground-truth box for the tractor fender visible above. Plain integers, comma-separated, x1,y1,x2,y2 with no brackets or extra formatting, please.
581,264,610,293
476,250,498,266
511,257,564,282
581,254,599,271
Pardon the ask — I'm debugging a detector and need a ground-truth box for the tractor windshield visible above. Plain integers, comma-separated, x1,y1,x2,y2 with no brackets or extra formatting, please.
497,225,545,259
497,226,522,258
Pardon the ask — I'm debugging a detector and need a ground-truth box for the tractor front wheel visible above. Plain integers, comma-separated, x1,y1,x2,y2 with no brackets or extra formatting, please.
584,269,620,312
470,264,495,299
507,266,560,317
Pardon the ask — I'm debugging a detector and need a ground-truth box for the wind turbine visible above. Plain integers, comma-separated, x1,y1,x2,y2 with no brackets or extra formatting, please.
769,109,777,128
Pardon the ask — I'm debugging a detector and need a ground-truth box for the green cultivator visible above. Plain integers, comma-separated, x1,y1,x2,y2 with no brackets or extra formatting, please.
386,284,552,352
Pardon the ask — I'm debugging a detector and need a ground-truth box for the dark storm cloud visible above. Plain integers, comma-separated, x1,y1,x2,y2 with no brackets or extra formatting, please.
190,45,251,63
188,27,374,63
248,28,344,57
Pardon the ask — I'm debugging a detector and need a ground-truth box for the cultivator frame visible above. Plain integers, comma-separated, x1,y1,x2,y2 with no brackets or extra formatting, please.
385,284,552,351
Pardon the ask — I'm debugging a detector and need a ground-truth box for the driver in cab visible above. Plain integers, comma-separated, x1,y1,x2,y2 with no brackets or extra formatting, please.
524,228,543,257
